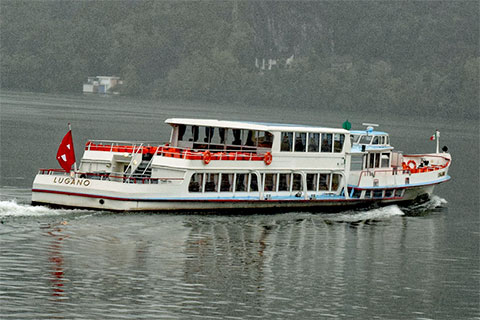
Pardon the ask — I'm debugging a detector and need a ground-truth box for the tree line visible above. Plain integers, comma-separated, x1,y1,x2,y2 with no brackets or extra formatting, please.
1,1,478,118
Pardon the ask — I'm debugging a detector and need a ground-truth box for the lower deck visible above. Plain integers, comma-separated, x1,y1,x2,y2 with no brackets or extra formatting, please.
31,166,449,212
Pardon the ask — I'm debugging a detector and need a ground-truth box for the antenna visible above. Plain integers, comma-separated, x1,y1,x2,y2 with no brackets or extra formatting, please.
362,123,379,134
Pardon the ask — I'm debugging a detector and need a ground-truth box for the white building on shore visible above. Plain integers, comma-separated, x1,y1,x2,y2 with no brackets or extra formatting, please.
83,76,122,94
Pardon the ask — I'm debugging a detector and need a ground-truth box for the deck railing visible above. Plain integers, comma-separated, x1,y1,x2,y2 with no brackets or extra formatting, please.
85,141,269,162
356,158,450,187
37,169,183,184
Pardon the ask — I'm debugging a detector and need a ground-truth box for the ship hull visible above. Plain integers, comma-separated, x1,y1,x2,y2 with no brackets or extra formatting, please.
32,174,446,213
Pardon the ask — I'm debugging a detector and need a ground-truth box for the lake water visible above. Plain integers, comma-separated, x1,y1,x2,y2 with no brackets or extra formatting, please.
1,91,478,319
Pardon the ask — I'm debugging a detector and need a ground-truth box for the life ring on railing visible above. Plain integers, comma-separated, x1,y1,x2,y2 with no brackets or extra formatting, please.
264,152,273,165
203,150,211,165
407,160,416,170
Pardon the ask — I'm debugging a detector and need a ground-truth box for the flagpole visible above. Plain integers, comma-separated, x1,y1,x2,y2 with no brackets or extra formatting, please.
436,129,439,154
68,123,78,175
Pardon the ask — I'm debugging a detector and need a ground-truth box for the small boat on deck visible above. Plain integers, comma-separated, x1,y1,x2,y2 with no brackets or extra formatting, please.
31,119,451,212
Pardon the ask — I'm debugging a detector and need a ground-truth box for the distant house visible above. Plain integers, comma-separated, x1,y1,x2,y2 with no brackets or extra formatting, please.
83,76,122,94
255,54,294,71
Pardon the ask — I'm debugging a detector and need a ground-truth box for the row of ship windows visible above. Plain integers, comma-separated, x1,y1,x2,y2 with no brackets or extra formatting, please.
280,132,345,153
353,135,390,145
349,188,404,199
177,125,273,148
188,172,342,193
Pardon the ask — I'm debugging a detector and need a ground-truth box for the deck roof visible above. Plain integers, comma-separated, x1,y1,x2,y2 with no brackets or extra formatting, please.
350,130,388,135
165,118,349,134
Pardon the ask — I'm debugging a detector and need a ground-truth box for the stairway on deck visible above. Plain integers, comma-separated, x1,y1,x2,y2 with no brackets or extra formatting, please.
126,160,152,183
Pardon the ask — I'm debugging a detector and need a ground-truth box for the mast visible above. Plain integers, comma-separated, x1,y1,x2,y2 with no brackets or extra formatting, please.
436,129,440,154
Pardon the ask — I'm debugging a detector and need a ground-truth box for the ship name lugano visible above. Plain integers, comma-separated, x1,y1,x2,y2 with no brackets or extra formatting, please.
53,177,91,187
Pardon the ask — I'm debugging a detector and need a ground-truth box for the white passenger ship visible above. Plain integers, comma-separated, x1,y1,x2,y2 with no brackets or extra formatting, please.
32,119,451,212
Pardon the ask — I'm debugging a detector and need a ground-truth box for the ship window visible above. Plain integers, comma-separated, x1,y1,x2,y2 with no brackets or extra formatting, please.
183,125,199,142
334,134,345,153
292,174,302,191
249,174,258,192
294,132,306,152
220,173,234,192
210,127,227,147
197,127,214,144
204,173,219,192
278,173,291,191
384,189,394,198
381,153,390,168
367,153,382,168
375,153,380,168
368,153,375,168
319,174,330,191
331,174,340,191
373,190,383,198
372,136,379,144
352,189,362,198
306,174,317,191
188,173,203,192
308,133,319,152
395,189,403,197
232,129,242,145
280,132,293,152
264,173,277,192
235,173,247,192
244,130,256,147
359,135,372,144
257,131,273,148
321,133,333,152
364,190,372,198
178,125,187,141
350,154,363,171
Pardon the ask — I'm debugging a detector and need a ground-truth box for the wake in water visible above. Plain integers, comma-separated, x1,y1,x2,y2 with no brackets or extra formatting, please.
320,195,447,223
399,194,448,216
0,200,95,219
324,204,405,222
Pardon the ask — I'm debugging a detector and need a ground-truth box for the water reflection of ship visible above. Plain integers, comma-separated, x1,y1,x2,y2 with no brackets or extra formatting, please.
183,218,275,301
44,222,69,300
180,210,444,315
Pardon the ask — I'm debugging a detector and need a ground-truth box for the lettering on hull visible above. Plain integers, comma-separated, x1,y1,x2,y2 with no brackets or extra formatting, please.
53,177,91,187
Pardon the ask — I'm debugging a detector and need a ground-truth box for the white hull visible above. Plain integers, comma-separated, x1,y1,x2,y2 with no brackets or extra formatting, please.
32,173,447,212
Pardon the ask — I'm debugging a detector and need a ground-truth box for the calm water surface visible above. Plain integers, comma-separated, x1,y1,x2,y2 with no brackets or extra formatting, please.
0,91,478,319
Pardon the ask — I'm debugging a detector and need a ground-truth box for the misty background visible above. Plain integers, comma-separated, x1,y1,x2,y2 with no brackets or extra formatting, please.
1,1,478,118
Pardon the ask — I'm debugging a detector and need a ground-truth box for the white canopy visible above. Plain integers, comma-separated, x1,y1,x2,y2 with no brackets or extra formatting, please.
165,118,349,134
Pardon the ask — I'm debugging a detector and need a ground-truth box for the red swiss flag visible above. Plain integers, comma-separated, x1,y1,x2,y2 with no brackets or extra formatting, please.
56,130,76,173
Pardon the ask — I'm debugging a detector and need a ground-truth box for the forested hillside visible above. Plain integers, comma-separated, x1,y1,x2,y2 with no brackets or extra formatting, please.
1,1,478,117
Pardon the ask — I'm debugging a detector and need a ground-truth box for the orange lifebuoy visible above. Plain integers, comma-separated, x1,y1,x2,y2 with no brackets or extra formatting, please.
407,160,416,170
264,152,273,165
203,150,211,165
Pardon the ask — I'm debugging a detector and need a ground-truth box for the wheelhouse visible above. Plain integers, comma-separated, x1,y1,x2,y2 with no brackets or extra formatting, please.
351,130,390,146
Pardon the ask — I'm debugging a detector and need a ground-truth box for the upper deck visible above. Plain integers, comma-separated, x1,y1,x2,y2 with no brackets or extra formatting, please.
166,118,351,155
79,118,352,180
166,118,349,134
